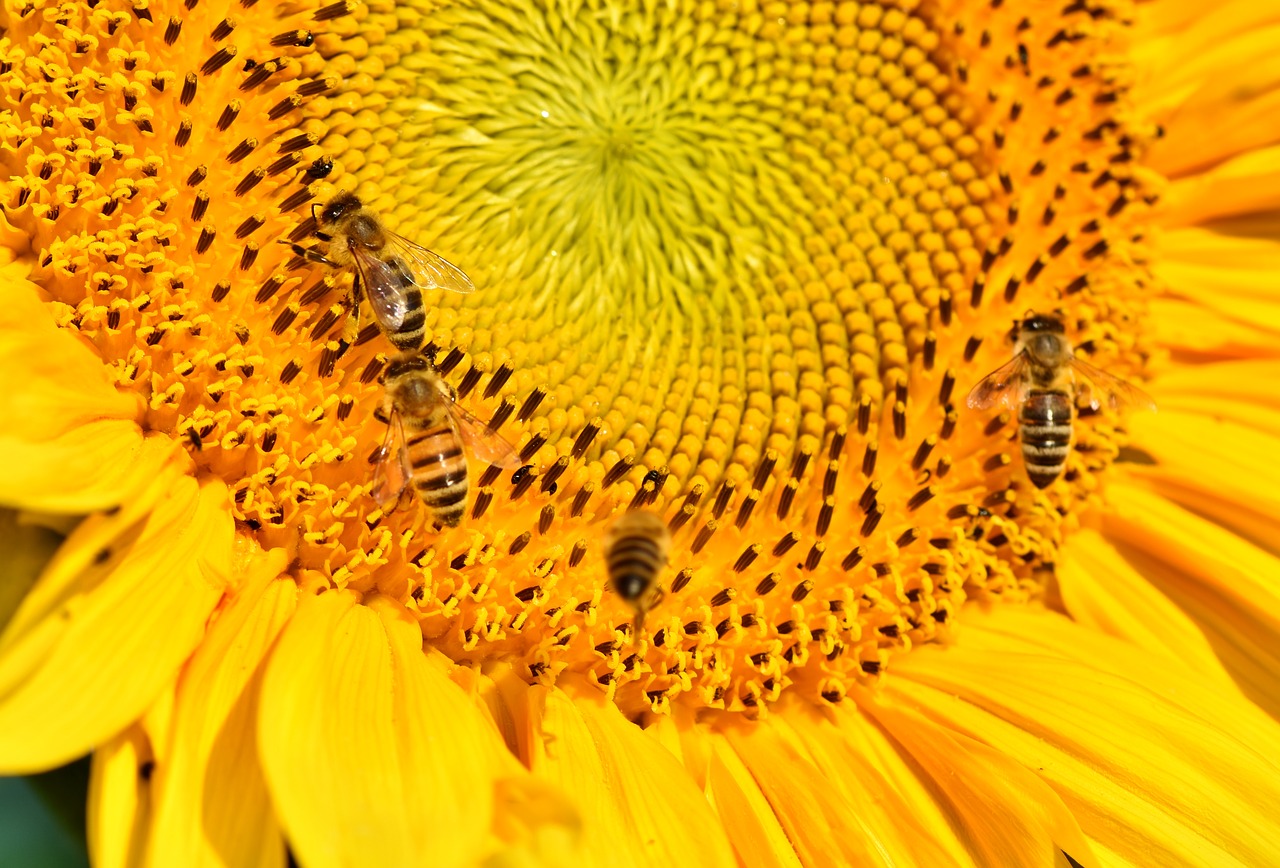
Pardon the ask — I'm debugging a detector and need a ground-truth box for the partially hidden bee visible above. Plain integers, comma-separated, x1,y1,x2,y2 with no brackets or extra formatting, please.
372,352,520,527
288,192,475,349
604,510,672,634
967,312,1155,488
304,155,334,180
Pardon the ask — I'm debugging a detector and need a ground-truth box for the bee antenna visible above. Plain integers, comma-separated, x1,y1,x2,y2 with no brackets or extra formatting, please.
310,202,323,223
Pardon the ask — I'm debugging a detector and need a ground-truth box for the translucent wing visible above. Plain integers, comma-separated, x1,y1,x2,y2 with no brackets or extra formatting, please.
1070,356,1157,413
382,232,476,294
371,411,412,509
349,245,413,335
433,380,521,469
966,352,1030,410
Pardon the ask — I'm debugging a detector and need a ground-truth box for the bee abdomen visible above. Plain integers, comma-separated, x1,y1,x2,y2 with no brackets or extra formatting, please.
417,478,467,527
1019,390,1072,488
407,424,469,524
389,292,425,351
383,256,426,350
607,536,664,603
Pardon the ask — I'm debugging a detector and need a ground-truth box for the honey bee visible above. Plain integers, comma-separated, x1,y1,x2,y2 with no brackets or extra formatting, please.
967,312,1155,488
289,192,475,350
372,352,520,527
604,510,671,633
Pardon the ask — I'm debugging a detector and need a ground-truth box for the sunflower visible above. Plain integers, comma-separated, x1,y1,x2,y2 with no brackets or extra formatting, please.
3,0,1279,865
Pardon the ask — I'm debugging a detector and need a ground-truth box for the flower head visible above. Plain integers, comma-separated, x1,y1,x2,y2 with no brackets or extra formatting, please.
2,0,1280,865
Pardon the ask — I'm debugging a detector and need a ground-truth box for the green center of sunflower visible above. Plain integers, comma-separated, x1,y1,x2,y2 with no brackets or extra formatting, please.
2,0,1154,716
391,0,991,485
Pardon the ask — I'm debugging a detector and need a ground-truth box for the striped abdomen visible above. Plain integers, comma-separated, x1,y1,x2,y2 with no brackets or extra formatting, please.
1019,390,1073,488
404,419,468,527
605,512,670,632
607,531,664,606
385,256,426,351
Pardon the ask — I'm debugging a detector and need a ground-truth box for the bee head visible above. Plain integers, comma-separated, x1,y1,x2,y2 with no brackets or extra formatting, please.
1016,312,1066,337
316,191,361,225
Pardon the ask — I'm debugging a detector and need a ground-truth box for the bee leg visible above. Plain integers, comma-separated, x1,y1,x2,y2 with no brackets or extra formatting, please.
633,587,665,638
649,587,666,610
340,309,361,345
395,487,415,514
286,242,338,267
340,271,362,345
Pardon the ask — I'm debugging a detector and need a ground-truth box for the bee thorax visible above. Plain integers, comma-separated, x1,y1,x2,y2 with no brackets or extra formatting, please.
397,377,435,411
348,213,382,246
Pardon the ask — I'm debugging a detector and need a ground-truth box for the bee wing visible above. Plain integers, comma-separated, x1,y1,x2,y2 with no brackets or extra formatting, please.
432,380,522,469
383,232,476,294
349,245,414,336
371,411,412,508
966,353,1030,410
1070,356,1157,413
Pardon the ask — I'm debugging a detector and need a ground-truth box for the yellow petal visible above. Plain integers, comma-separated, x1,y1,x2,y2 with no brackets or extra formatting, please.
719,719,868,866
1141,358,1280,437
526,681,736,868
0,423,178,514
0,473,232,772
854,688,1094,867
0,509,61,634
825,703,980,865
0,273,167,513
379,607,571,865
1147,298,1280,360
484,775,584,868
717,705,972,867
1135,0,1280,46
891,605,1280,867
1103,484,1280,720
0,274,140,440
1124,408,1280,553
88,723,153,868
1139,26,1280,177
1056,529,1232,683
1157,144,1280,227
1153,229,1280,340
259,591,543,868
705,739,803,868
462,661,534,761
147,548,294,868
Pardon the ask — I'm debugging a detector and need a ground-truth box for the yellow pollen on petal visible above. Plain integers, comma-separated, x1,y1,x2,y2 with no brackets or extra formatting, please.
2,0,1156,716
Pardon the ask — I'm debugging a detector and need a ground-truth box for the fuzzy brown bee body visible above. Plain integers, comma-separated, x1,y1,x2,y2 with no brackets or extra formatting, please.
373,353,518,527
604,511,671,633
290,192,475,351
968,313,1154,488
1018,389,1074,488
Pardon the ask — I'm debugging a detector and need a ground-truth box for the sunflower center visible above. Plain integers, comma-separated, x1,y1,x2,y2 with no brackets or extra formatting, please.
3,0,1154,716
402,0,991,483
